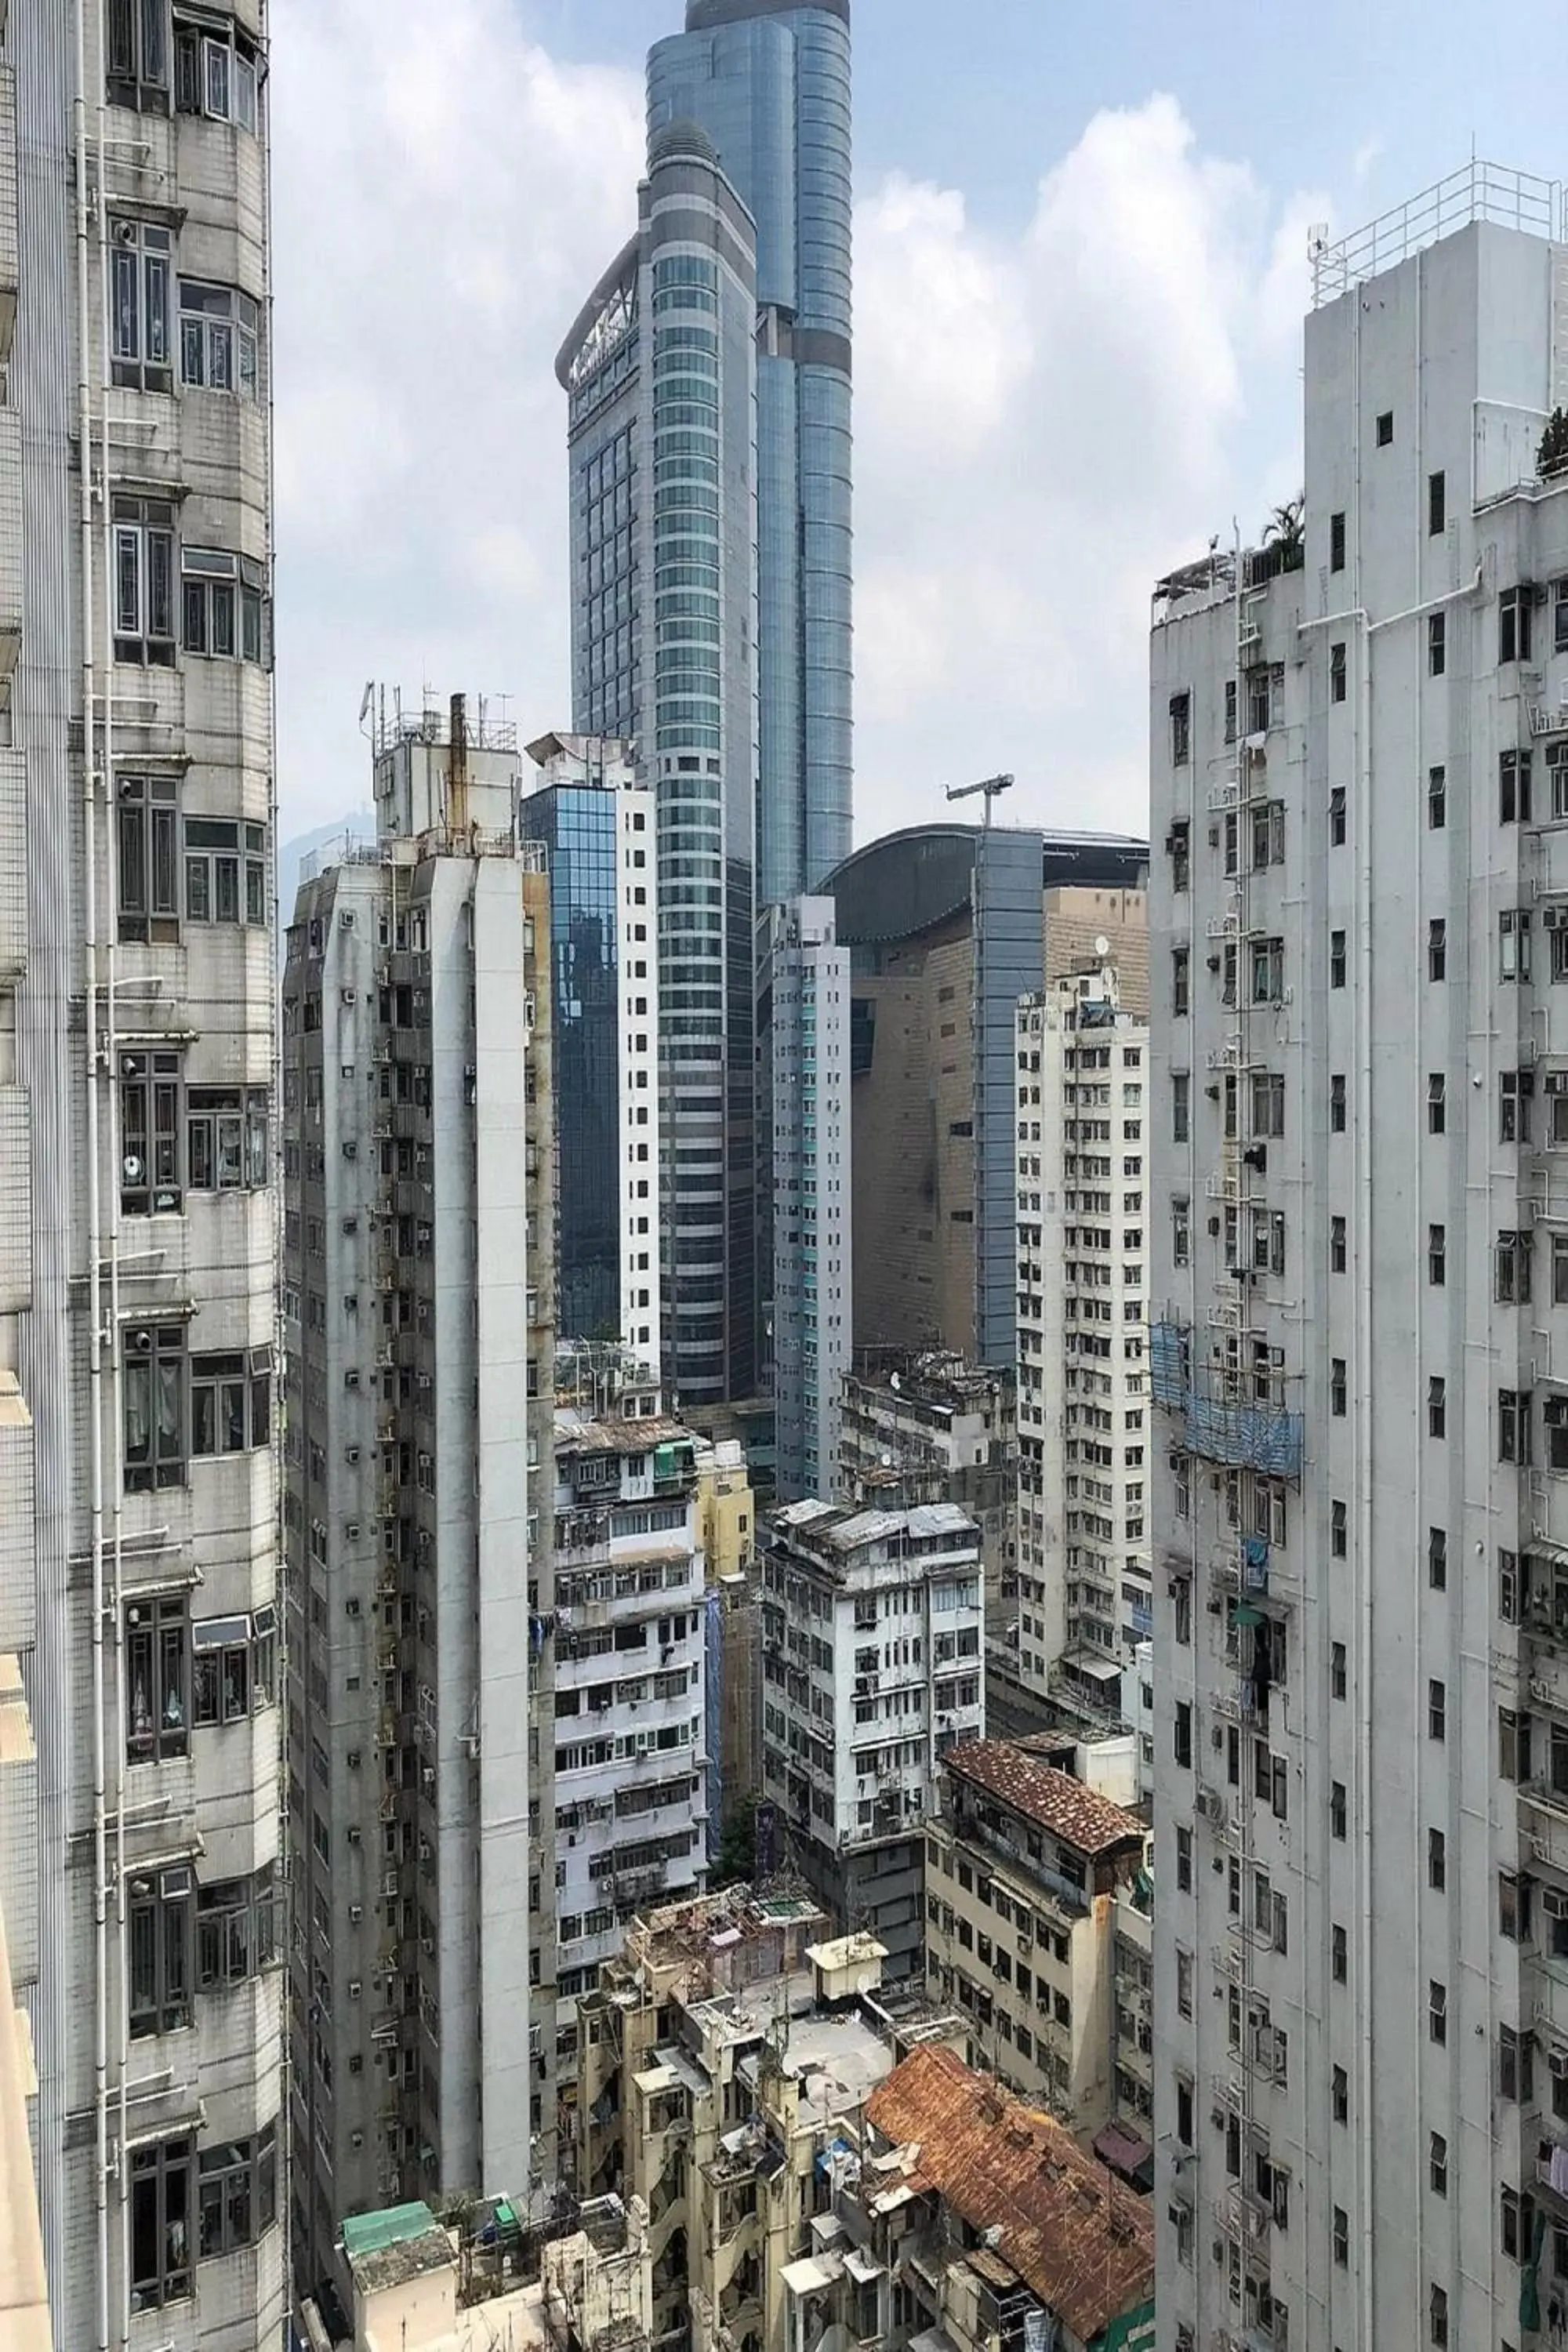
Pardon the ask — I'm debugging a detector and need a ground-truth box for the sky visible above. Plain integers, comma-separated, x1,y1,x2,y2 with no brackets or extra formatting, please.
270,0,1566,853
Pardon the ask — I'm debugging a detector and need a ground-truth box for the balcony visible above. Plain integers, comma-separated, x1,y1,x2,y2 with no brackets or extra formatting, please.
1523,1780,1568,1875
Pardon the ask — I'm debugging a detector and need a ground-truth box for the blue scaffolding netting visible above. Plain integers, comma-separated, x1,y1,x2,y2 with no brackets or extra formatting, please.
1151,1322,1305,1480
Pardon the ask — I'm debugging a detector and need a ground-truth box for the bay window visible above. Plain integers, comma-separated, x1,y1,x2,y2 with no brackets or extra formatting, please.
118,776,181,943
108,0,172,110
175,13,260,132
129,1864,194,2038
197,1864,280,1988
130,2136,192,2312
192,1607,277,1724
124,1325,187,1490
190,1345,270,1457
181,548,271,666
184,811,268,924
180,280,260,395
121,1050,183,1214
197,2124,277,2259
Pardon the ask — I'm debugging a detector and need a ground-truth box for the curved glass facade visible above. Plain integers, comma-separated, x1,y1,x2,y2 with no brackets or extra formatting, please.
648,3,853,902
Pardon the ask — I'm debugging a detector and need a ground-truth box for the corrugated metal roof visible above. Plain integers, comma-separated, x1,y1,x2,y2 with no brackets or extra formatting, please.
944,1741,1145,1859
865,2046,1153,2345
554,1410,695,1457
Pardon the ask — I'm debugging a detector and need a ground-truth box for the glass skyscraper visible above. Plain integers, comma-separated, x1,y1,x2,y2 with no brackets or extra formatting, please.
648,0,853,904
557,133,759,1407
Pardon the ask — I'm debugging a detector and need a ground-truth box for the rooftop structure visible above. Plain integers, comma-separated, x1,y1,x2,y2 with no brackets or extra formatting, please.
862,2045,1154,2350
334,2194,651,2352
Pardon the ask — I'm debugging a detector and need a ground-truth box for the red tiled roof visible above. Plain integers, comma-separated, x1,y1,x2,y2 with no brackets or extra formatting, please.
866,2045,1153,2345
944,1740,1145,1859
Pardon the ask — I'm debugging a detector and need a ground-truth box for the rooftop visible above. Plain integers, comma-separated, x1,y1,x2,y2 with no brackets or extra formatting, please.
1310,158,1564,308
865,2045,1153,2346
554,1411,695,1461
342,2201,456,2296
771,1497,979,1559
944,1742,1145,1860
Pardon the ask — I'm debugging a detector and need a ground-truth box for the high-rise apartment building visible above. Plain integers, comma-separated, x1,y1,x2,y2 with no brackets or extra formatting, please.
1015,960,1151,1726
522,733,661,1372
761,1498,985,1975
0,12,282,2343
558,125,759,1409
757,894,852,1499
550,1388,710,2143
1150,167,1568,2350
648,0,854,904
283,702,552,2296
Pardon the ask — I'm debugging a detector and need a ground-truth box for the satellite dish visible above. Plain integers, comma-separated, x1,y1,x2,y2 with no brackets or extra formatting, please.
880,1450,893,1468
890,1371,901,1392
1095,935,1110,958
123,1153,144,1185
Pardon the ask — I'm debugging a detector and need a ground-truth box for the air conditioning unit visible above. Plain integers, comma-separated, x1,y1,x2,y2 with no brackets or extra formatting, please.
349,1906,363,1926
348,1978,362,1999
341,987,357,1005
1544,1886,1568,1922
346,1522,361,1543
1552,2045,1568,2081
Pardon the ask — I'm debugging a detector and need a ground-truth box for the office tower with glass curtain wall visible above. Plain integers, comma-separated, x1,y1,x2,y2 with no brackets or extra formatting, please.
0,2,283,2345
648,0,854,906
559,127,760,1410
1151,168,1568,2352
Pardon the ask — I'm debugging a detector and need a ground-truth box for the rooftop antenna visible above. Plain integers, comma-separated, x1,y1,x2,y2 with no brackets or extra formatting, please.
946,773,1014,829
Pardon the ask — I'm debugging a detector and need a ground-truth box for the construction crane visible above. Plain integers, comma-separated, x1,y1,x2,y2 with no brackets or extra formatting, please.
946,772,1014,826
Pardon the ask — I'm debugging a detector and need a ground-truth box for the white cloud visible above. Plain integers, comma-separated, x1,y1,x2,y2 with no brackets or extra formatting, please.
270,0,643,839
852,94,1316,844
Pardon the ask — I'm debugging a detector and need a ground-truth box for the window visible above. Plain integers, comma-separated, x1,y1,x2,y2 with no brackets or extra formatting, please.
1175,1826,1192,1893
1172,1197,1191,1269
1171,946,1189,1015
1499,1549,1519,1624
1330,1357,1347,1416
1424,1070,1449,1134
112,495,176,665
1330,511,1346,572
1331,1642,1346,1700
1428,1377,1446,1438
118,775,181,942
1329,785,1346,844
191,1348,270,1457
179,281,260,397
1428,764,1446,828
121,1051,183,1214
131,2136,192,2313
1174,1700,1192,1769
1250,937,1283,1004
1224,677,1237,742
1501,749,1534,825
198,2124,278,2259
1331,1781,1347,1839
1552,740,1568,820
182,550,271,666
1500,1388,1534,1465
188,1087,269,1190
1428,1828,1446,1889
1428,1224,1446,1286
1430,2134,1448,2195
1431,2287,1449,2348
184,813,268,925
129,1867,193,2038
1428,612,1446,675
110,217,172,391
1175,1947,1192,2020
1331,1215,1347,1272
1331,1922,1347,1981
1555,1234,1568,1306
1501,1069,1534,1143
1429,470,1446,535
108,0,171,108
1171,1073,1189,1145
1330,1498,1347,1557
1330,929,1347,988
1496,1229,1532,1305
175,16,260,131
1500,1871,1532,1942
1428,1527,1447,1591
1250,1071,1285,1138
197,1868,280,1989
1168,819,1189,891
1500,2022,1534,2106
1501,586,1534,666
1251,801,1285,869
1169,692,1191,764
1376,409,1394,445
1428,1677,1446,1740
1504,908,1542,983
1175,2074,1193,2146
193,1610,276,1725
1333,2205,1349,2265
1429,1979,1446,2045
1330,641,1347,702
1330,1074,1346,1132
126,1595,187,1763
1500,1708,1531,1784
124,1325,186,1491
